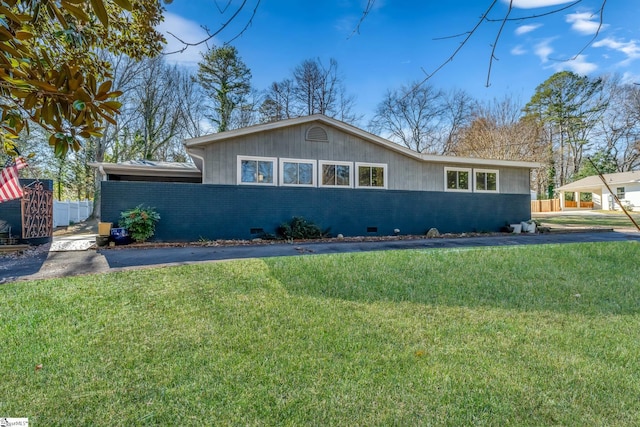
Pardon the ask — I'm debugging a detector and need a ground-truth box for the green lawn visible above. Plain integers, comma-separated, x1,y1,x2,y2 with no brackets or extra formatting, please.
2,242,640,425
535,211,640,228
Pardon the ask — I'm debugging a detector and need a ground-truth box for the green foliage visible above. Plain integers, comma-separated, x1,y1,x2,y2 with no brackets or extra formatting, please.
0,0,166,158
574,149,618,180
118,205,160,242
277,216,328,239
196,45,252,132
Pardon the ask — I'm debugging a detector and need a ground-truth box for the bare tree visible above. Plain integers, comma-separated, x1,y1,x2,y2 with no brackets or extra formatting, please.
451,95,548,195
261,58,359,124
293,58,340,116
453,96,544,161
260,79,295,122
597,75,640,171
369,82,473,154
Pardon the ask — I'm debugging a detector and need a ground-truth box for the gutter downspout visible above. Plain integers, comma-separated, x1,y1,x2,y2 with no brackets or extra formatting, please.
186,148,205,183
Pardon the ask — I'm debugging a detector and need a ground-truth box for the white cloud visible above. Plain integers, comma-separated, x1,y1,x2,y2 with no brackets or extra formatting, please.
551,54,598,74
621,72,640,85
565,11,607,35
507,0,575,9
156,12,212,67
593,37,640,65
534,40,554,63
511,45,527,55
515,24,542,35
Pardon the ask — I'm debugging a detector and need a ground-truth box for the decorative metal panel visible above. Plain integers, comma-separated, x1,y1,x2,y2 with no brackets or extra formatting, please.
21,181,53,239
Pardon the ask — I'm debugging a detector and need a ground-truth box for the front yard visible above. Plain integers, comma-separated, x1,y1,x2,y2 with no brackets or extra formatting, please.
2,241,640,425
534,210,640,229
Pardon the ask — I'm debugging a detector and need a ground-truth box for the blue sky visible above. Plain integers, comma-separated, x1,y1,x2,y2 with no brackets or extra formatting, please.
159,0,640,124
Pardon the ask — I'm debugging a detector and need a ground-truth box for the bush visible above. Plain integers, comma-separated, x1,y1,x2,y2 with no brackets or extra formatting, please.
277,216,328,240
119,205,161,242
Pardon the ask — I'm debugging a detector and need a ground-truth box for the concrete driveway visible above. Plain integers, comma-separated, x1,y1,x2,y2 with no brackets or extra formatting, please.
2,228,639,283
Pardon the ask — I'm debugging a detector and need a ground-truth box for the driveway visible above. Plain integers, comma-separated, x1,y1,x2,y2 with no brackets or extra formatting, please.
2,228,639,283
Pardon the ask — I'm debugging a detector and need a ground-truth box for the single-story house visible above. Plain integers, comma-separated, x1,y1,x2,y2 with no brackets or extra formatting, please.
557,171,640,211
93,114,539,241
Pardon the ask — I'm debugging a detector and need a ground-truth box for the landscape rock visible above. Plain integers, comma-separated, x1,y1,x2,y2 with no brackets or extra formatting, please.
426,228,440,238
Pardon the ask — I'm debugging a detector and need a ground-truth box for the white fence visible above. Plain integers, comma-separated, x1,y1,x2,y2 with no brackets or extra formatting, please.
53,200,93,227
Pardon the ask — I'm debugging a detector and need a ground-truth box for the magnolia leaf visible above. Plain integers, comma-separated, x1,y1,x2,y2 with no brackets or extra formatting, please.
15,30,33,40
101,100,122,111
61,2,90,22
112,0,133,10
54,139,68,158
30,80,58,92
96,80,112,96
90,0,109,27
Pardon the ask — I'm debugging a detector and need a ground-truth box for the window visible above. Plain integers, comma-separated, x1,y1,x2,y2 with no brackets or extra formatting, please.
445,167,471,191
617,187,625,199
237,156,277,185
279,158,316,187
319,161,352,187
356,162,387,188
474,169,499,192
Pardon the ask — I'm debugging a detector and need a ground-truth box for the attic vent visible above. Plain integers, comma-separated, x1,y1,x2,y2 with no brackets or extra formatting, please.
306,126,329,142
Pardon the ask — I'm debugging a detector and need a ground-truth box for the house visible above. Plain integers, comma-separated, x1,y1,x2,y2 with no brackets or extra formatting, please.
557,171,640,211
94,115,539,241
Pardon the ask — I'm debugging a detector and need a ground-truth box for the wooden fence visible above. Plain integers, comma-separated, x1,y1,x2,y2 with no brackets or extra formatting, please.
563,201,594,209
531,199,561,213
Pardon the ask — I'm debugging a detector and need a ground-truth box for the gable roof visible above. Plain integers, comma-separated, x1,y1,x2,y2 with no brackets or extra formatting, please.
184,114,540,169
558,171,640,192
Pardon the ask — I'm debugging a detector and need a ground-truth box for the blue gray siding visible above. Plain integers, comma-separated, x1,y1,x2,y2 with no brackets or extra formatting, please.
200,123,532,194
100,181,531,242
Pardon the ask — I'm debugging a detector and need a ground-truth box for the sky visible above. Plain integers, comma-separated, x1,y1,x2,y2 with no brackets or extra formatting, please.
158,0,640,125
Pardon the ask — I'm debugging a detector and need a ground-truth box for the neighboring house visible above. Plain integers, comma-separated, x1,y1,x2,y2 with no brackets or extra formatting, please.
557,171,640,211
93,115,539,241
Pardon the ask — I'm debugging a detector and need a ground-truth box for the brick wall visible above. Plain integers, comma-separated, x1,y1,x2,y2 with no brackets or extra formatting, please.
100,181,531,242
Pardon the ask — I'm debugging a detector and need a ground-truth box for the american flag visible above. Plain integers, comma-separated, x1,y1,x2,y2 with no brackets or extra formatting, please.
0,156,28,203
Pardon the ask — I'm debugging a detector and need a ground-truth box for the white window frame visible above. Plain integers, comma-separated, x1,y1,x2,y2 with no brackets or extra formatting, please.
355,162,388,189
617,187,625,199
237,156,278,186
318,160,353,188
279,158,317,187
444,167,472,192
474,169,500,193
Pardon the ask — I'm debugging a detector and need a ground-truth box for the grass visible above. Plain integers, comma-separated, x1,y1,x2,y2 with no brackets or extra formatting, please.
536,211,640,228
2,241,640,425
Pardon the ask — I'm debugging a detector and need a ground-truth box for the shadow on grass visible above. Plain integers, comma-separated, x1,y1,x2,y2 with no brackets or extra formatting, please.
264,241,640,316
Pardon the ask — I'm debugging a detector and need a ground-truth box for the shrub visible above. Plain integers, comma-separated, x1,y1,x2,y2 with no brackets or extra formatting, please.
119,205,161,242
277,216,328,240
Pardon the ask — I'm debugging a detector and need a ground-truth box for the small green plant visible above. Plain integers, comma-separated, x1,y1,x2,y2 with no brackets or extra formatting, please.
277,216,328,240
119,205,160,242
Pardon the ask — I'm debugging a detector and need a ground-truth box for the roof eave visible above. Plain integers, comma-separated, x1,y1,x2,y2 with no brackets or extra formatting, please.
184,115,540,169
88,162,202,178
